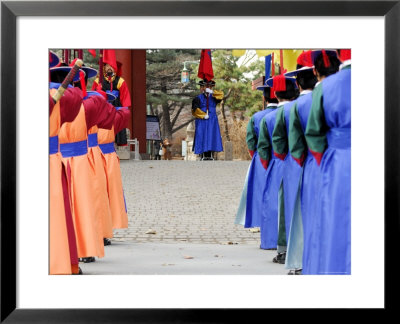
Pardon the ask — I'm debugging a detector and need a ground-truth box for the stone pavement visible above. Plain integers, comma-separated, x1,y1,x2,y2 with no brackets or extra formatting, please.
80,160,291,275
114,160,260,245
80,241,288,275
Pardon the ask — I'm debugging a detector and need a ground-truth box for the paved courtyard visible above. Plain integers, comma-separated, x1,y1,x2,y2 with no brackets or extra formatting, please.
114,160,260,245
80,160,290,275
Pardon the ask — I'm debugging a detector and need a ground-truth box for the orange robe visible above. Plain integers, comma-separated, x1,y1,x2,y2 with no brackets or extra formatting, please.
87,125,113,239
98,108,131,229
49,87,81,275
59,105,104,259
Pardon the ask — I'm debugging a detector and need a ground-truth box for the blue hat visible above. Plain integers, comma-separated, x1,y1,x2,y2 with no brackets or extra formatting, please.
85,90,116,103
256,81,272,91
80,66,98,79
49,51,60,68
284,66,314,77
266,75,298,91
69,58,98,79
310,50,338,65
50,66,85,82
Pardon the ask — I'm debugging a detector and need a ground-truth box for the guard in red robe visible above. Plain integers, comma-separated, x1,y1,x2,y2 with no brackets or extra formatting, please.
91,50,132,146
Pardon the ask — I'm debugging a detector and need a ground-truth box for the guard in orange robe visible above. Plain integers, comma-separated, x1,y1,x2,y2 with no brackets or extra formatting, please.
98,106,131,230
49,87,83,275
58,93,117,261
49,54,85,274
72,60,116,247
86,91,117,244
49,53,86,274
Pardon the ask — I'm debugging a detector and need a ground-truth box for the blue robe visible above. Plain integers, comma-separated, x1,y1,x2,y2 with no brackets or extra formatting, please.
235,105,277,226
286,91,318,270
193,93,223,154
304,66,351,275
244,106,277,228
272,99,306,268
258,103,289,249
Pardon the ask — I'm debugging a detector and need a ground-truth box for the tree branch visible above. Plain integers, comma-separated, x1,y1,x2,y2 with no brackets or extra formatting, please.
223,88,233,101
171,103,186,127
172,118,195,134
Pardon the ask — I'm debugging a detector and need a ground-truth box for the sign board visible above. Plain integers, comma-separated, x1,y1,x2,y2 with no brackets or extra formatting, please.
181,140,187,157
146,115,161,140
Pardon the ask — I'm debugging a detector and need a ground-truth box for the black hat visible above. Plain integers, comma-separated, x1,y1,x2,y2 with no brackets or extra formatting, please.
207,80,216,86
197,79,206,86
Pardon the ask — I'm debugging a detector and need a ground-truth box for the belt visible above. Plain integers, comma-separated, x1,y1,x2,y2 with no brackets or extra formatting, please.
60,139,88,158
327,128,351,149
49,136,58,155
99,142,115,154
88,133,98,147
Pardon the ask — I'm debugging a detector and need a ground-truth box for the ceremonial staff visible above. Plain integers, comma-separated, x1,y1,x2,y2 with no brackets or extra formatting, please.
51,59,84,103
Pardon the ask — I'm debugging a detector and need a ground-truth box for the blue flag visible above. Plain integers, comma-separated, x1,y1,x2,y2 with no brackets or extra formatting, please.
265,54,272,80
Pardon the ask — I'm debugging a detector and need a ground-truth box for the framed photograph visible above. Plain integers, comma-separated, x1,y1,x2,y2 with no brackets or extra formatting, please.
1,0,397,322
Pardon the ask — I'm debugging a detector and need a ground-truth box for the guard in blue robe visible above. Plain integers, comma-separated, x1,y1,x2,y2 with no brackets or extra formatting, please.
304,50,350,275
271,51,317,274
192,79,224,159
235,86,278,226
258,75,298,263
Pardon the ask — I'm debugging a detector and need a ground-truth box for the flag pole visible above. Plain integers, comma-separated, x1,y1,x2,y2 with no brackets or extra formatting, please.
99,49,104,84
280,49,284,74
271,52,275,76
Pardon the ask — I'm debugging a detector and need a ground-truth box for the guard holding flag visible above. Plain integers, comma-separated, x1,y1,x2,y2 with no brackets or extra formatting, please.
191,49,224,160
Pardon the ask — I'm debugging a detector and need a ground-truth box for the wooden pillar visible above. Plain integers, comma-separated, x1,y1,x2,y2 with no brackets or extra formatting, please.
115,49,146,154
131,50,147,154
115,49,133,134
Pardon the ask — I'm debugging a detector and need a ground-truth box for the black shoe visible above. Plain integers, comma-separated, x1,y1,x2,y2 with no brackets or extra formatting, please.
80,257,95,263
288,269,302,275
104,238,112,246
272,252,286,264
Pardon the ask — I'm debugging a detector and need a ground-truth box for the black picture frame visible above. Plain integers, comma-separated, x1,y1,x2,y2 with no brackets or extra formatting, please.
1,0,398,322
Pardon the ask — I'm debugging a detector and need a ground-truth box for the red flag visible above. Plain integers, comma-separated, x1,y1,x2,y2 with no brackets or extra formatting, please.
103,49,117,71
88,49,96,57
198,49,214,81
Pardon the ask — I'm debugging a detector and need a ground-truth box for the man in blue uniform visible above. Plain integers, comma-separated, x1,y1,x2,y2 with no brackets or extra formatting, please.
191,79,224,160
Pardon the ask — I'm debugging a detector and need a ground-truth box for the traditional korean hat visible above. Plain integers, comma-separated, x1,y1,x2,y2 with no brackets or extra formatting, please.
50,64,85,82
256,82,276,99
70,58,98,79
266,75,298,92
49,51,60,68
338,49,351,62
103,49,118,71
206,80,216,87
310,49,339,67
197,79,207,86
285,50,314,77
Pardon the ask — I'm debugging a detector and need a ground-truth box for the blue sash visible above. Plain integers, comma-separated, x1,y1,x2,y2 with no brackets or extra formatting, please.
327,128,351,149
49,136,59,155
99,142,115,154
60,139,88,158
88,133,98,147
